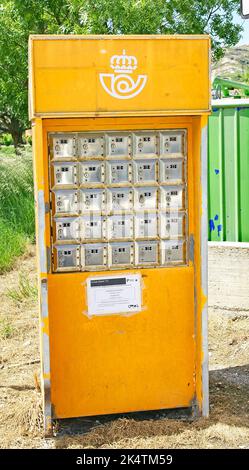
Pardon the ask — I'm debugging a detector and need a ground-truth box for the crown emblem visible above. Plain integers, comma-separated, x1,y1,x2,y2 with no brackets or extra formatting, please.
110,50,138,74
99,50,147,100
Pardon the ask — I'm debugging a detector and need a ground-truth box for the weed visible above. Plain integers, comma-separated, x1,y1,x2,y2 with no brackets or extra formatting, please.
7,273,37,304
0,318,15,339
0,147,35,237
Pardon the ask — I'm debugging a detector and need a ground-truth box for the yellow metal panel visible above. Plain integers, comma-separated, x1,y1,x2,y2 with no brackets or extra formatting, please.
29,35,210,118
48,267,195,418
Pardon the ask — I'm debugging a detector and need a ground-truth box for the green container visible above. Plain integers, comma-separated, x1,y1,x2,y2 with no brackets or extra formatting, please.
208,99,249,241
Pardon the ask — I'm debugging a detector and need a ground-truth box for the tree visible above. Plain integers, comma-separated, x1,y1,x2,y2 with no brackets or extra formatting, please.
0,0,69,149
0,2,29,148
0,0,244,150
65,0,242,60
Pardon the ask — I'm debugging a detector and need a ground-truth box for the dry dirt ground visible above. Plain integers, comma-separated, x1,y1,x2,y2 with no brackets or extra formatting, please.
0,246,249,449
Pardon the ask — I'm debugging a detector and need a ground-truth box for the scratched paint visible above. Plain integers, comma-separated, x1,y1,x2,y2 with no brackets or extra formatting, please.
214,169,219,175
209,219,215,232
214,214,219,221
217,224,222,237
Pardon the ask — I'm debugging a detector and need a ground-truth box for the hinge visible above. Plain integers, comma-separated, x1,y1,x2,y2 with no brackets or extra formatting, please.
46,246,51,273
189,234,194,262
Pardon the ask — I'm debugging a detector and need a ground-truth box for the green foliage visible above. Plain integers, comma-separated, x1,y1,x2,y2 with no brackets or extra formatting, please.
0,0,244,143
232,68,249,84
0,146,35,272
0,133,13,146
0,1,29,146
12,0,243,60
7,273,37,304
25,135,32,146
69,0,242,60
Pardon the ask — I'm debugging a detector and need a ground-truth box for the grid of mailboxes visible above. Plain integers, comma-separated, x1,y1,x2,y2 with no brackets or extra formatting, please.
48,130,188,272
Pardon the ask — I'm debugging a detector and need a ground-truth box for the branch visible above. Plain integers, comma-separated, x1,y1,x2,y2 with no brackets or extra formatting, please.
0,120,11,131
0,359,40,370
0,114,11,126
42,6,69,27
203,2,223,30
0,31,27,52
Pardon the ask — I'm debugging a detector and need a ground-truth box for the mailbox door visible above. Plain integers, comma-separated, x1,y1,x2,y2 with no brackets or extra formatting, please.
34,116,206,420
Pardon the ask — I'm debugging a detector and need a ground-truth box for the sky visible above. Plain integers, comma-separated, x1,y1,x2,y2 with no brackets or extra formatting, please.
234,12,249,45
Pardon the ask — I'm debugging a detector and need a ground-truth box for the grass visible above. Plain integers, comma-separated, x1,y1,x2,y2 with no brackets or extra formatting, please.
0,145,35,272
0,219,26,272
0,317,15,339
7,273,37,304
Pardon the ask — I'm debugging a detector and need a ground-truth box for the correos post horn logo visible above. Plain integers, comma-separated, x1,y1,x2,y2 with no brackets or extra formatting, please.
99,50,147,100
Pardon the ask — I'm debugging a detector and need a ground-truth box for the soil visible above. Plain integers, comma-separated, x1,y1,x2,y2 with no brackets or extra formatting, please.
0,246,249,449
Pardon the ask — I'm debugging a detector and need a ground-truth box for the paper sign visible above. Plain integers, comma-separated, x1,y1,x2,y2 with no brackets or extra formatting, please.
86,274,142,316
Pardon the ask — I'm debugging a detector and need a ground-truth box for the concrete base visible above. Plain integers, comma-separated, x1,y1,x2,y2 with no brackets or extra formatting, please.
208,242,249,313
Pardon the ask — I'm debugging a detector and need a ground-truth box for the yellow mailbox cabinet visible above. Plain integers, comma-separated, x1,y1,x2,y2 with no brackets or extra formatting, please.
29,35,210,434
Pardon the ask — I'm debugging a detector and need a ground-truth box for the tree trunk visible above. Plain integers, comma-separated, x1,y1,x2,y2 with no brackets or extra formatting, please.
0,115,25,153
11,129,24,153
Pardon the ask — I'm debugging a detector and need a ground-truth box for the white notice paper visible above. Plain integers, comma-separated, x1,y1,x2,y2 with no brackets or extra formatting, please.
86,274,142,316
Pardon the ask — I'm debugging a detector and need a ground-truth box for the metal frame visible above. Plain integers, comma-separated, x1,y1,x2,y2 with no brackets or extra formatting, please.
33,121,53,435
201,120,209,417
29,33,210,434
35,118,209,431
48,128,189,273
240,0,249,19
